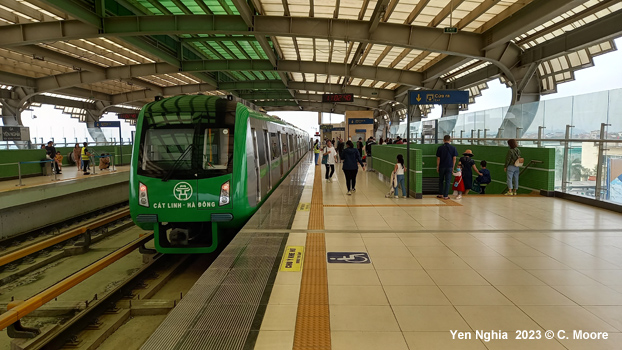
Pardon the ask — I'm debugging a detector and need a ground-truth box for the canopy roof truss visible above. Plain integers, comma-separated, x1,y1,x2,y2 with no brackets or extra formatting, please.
0,0,619,116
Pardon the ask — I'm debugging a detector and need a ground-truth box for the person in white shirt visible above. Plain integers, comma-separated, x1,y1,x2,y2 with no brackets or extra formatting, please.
323,140,338,182
393,154,406,198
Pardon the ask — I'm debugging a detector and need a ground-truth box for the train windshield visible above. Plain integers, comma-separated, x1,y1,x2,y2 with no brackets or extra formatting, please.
138,112,234,179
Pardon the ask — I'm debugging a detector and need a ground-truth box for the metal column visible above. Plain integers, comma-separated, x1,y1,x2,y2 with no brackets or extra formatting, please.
595,123,610,200
406,107,410,198
561,125,574,193
537,126,545,148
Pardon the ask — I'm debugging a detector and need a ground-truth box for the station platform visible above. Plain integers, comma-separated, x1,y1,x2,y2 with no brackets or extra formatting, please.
143,154,622,350
0,166,129,240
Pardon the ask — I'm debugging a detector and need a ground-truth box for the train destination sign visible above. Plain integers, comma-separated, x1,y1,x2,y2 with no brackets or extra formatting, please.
322,93,354,103
409,90,469,105
118,113,139,120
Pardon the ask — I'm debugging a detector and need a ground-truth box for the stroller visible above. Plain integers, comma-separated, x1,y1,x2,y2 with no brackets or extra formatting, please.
385,171,398,198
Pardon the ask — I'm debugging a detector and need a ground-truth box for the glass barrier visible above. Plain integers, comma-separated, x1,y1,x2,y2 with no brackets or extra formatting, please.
384,88,622,205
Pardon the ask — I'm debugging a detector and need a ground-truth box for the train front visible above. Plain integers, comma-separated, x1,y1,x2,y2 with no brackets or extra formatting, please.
130,96,238,254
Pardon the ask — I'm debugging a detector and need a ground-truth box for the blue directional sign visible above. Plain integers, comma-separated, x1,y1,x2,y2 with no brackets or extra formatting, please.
94,121,121,128
409,90,469,105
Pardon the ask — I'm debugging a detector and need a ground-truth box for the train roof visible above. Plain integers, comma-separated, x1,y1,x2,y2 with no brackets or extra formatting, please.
141,95,308,136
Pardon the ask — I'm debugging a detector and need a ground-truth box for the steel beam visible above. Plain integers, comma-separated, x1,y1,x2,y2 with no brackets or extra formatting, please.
261,101,368,113
482,0,590,50
288,82,396,100
520,10,622,66
240,92,380,108
0,16,483,58
111,83,217,104
0,71,36,88
35,63,177,92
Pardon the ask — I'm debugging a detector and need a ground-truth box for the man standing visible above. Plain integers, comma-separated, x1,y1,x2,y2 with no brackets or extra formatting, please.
81,142,93,175
436,135,458,200
365,137,376,171
356,137,364,158
45,141,61,174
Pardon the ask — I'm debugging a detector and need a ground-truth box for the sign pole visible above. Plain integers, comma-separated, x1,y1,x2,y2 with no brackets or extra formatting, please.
406,104,411,198
118,124,122,166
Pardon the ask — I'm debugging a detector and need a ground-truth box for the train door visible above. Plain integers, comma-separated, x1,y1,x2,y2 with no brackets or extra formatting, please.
251,128,261,202
277,132,284,177
264,130,272,191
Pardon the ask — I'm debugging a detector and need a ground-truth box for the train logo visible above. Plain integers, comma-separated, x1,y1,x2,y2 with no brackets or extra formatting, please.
173,182,193,201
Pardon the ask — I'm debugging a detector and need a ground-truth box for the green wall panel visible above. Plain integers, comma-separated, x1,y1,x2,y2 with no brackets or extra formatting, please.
371,145,422,195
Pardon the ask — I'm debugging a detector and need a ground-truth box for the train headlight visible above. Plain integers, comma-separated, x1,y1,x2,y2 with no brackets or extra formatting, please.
139,182,149,207
219,181,230,206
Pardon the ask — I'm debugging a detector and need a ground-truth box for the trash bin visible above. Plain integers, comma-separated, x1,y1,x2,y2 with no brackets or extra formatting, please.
41,161,53,176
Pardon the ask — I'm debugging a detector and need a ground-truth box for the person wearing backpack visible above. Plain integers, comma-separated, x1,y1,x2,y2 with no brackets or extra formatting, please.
504,139,524,196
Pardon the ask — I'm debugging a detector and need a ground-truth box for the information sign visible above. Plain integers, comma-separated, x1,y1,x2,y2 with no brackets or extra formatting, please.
409,90,469,105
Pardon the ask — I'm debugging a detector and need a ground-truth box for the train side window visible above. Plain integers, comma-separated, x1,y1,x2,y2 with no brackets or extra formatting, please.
270,132,280,159
282,133,288,154
256,130,266,166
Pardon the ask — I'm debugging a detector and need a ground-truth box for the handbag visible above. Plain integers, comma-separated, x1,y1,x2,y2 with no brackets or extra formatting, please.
321,154,328,164
514,157,524,167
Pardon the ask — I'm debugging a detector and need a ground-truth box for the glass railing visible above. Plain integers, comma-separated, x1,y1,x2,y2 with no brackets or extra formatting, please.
387,88,622,205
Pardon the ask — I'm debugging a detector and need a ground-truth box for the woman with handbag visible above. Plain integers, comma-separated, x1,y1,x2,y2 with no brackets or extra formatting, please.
323,140,337,182
504,139,524,196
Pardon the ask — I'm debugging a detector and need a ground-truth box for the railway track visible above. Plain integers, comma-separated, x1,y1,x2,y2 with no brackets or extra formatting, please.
0,203,128,254
0,206,133,285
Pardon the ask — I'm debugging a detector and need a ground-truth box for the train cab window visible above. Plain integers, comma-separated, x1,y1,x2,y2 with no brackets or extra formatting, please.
270,133,280,159
202,128,231,171
138,111,235,179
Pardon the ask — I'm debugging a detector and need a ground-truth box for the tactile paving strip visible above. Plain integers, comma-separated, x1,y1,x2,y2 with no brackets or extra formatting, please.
293,165,331,350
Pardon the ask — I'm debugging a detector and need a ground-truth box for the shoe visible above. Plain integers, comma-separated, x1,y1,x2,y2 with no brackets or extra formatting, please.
504,192,513,196
57,172,62,174
456,195,462,200
347,191,352,195
395,196,399,199
352,189,356,193
83,172,90,175
443,197,450,200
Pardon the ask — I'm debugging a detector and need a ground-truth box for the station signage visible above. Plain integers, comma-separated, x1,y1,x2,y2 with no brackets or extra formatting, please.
94,121,121,128
409,90,469,105
118,113,139,120
322,93,354,103
0,126,30,141
348,118,374,125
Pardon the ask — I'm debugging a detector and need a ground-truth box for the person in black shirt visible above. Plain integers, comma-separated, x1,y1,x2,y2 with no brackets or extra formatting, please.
436,135,458,199
356,137,364,158
45,141,61,174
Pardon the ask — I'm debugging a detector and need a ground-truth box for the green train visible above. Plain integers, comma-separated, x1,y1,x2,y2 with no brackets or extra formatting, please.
129,95,309,253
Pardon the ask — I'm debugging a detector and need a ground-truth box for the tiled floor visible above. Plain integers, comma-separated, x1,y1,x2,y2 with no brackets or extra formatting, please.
255,162,622,350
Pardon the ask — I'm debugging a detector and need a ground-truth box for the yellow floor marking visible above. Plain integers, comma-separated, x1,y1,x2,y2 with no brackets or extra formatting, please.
293,165,330,350
279,246,305,272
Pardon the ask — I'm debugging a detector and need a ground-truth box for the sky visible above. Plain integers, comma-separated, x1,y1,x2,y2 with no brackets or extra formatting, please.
5,38,622,145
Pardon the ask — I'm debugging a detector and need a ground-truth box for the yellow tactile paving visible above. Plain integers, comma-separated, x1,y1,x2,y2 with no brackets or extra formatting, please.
293,165,331,350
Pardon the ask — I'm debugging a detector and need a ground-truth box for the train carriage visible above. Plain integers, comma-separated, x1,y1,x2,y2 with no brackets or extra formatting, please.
129,95,309,253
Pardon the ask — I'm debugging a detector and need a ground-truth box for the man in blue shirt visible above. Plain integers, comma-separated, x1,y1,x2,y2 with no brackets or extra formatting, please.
436,135,458,199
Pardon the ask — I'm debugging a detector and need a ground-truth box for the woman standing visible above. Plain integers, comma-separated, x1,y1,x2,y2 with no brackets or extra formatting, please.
72,143,82,171
323,140,337,182
504,139,523,195
459,149,482,196
342,140,365,195
393,154,406,198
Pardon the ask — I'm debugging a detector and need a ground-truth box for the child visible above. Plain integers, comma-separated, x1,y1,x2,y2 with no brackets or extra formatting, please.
452,163,465,199
393,154,406,198
476,160,492,194
54,151,63,173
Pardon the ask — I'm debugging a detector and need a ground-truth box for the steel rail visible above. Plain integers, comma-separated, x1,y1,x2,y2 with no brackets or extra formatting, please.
0,210,129,268
0,233,153,331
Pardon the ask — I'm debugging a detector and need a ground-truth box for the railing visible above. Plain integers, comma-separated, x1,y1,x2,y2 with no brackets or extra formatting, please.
0,140,134,150
388,123,622,203
502,160,544,194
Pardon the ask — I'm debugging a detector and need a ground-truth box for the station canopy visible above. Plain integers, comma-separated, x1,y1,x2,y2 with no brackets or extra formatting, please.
0,0,620,117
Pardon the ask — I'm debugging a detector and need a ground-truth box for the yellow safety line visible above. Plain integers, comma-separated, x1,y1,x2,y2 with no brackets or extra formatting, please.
293,165,330,350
